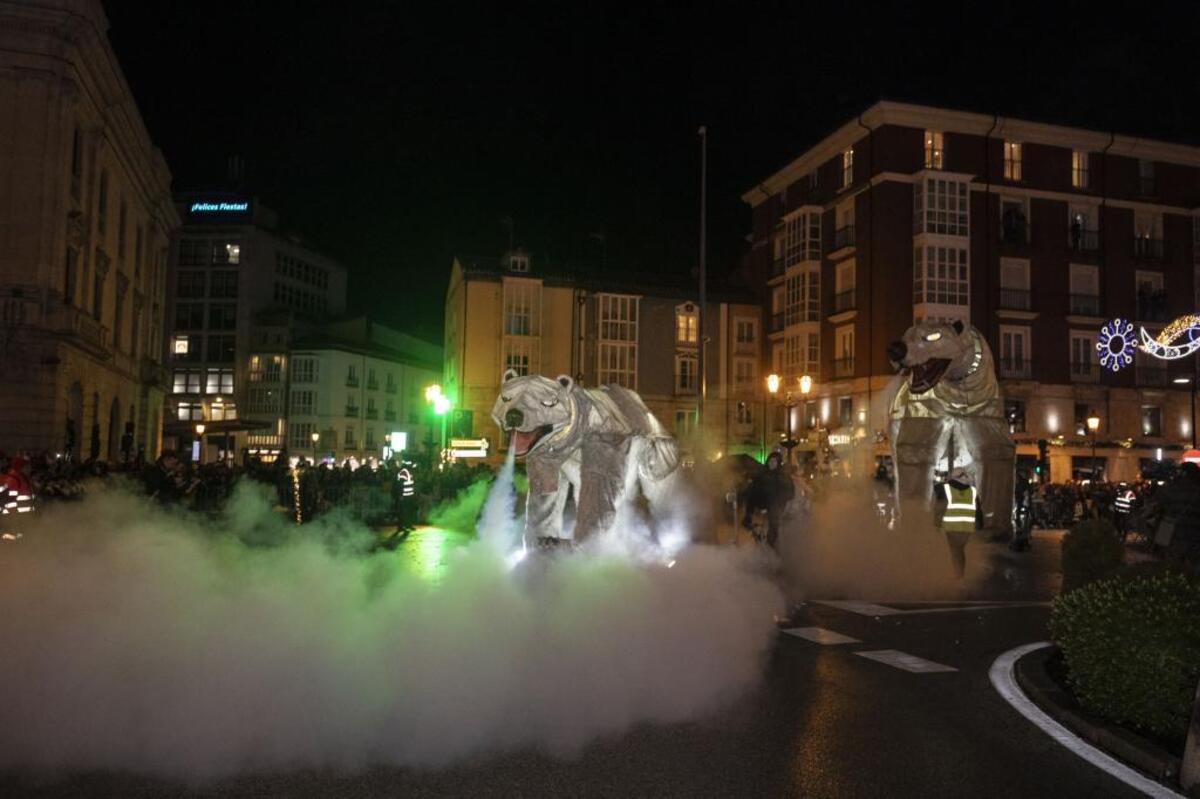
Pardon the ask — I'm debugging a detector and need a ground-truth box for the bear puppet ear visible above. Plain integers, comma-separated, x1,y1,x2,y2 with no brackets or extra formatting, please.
502,369,519,383
952,319,964,335
555,374,575,392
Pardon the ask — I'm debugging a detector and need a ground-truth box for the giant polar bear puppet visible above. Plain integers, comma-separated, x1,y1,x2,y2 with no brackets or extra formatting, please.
491,371,681,547
887,320,1015,536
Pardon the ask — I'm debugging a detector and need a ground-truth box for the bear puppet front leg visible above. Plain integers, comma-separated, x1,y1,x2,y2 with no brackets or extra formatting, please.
573,435,632,542
524,452,571,547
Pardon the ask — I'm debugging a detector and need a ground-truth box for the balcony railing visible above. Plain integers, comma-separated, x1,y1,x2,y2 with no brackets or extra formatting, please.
1069,229,1100,255
1136,364,1168,387
832,358,855,379
346,376,359,388
45,304,110,355
1137,290,1167,322
384,410,397,421
1069,361,1100,383
833,225,855,251
770,312,785,333
998,288,1031,311
999,219,1029,245
385,383,397,394
833,289,855,313
365,408,378,420
1069,293,1101,316
1133,237,1164,259
998,358,1032,379
345,405,360,417
367,380,379,391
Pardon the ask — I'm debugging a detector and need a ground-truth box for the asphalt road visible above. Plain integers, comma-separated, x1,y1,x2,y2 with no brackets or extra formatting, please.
0,529,1152,798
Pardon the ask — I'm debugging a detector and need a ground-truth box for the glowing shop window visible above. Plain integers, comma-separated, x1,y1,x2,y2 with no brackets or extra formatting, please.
173,335,190,355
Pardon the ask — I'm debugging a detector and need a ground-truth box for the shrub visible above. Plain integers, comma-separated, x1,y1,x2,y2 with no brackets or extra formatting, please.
1050,571,1200,741
1061,518,1124,593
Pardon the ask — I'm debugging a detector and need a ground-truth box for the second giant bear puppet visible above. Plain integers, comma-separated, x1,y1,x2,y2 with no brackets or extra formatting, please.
887,319,1015,536
492,371,681,547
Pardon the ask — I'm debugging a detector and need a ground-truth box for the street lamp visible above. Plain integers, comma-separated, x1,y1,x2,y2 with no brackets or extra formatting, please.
1175,373,1197,448
194,423,206,465
311,430,320,463
1086,411,1101,481
766,373,802,463
425,383,452,464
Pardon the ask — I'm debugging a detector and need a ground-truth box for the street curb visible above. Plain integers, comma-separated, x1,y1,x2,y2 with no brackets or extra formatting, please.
1014,644,1185,788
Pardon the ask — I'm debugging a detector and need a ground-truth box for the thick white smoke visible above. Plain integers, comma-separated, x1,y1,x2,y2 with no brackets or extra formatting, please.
0,474,782,780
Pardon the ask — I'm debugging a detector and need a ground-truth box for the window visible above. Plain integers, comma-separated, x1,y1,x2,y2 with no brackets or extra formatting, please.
97,171,108,234
346,364,359,387
214,241,241,265
172,370,202,394
838,396,853,427
735,318,757,346
174,303,204,330
1068,205,1099,252
675,353,698,393
70,126,82,200
250,354,285,382
91,254,106,321
344,425,357,448
1142,406,1163,437
290,357,315,384
1139,159,1156,195
1074,402,1090,436
597,294,639,388
502,339,536,378
290,422,316,451
674,409,697,437
63,247,79,305
736,402,753,427
247,387,281,414
118,199,128,260
179,239,209,266
291,390,315,415
1070,331,1098,378
206,335,236,362
835,326,854,377
835,260,855,311
172,334,191,356
784,268,820,325
1072,151,1090,188
1003,141,1022,181
734,358,756,389
913,178,969,236
783,211,821,265
999,258,1031,310
206,368,234,395
210,271,238,298
208,401,236,422
508,254,529,273
1000,197,1029,244
999,325,1031,378
1136,270,1166,321
208,304,236,330
924,130,944,169
177,271,206,298
913,245,969,306
841,148,854,188
676,303,698,345
366,428,376,449
1006,399,1027,433
176,402,204,422
503,279,540,336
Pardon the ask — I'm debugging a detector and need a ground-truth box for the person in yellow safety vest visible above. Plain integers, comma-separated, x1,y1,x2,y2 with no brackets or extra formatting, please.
939,469,980,579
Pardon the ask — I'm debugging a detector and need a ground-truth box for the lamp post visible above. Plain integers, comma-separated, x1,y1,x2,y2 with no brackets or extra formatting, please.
311,431,320,463
767,373,808,463
194,423,206,465
1086,410,1101,481
425,384,452,466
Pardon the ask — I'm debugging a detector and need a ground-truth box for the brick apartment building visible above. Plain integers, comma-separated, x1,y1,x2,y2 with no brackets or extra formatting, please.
743,101,1200,481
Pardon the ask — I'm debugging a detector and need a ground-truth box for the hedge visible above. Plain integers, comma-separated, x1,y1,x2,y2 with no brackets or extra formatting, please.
1060,518,1124,593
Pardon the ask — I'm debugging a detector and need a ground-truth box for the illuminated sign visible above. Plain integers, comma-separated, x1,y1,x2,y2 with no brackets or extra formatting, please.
449,437,489,458
189,201,250,214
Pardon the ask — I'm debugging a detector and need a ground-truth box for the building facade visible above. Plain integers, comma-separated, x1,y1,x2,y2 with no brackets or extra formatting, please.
0,0,178,457
164,195,348,459
444,251,765,460
743,101,1200,481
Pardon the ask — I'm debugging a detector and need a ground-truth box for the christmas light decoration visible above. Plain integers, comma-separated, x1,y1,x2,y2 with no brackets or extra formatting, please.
1139,314,1200,360
1096,318,1136,372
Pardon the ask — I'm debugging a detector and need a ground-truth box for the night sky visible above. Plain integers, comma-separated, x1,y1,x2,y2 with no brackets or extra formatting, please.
105,2,1200,344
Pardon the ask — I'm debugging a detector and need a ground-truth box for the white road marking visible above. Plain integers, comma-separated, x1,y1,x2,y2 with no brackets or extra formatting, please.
990,642,1184,798
856,649,958,673
781,626,860,645
812,599,1049,616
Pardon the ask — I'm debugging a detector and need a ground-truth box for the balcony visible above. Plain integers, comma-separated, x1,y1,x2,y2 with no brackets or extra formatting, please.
1133,237,1163,260
367,380,379,391
1069,293,1101,316
997,288,1031,311
365,408,378,420
345,405,360,418
833,225,855,252
999,217,1029,246
832,289,855,314
45,304,110,357
769,312,785,334
832,358,855,379
1069,361,1100,383
998,358,1032,379
384,410,397,422
346,376,359,388
1136,289,1167,322
139,357,170,388
385,383,397,394
1136,363,1168,387
1069,228,1100,256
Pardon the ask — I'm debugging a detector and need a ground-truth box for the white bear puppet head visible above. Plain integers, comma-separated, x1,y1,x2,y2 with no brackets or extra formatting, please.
886,319,985,394
491,371,576,457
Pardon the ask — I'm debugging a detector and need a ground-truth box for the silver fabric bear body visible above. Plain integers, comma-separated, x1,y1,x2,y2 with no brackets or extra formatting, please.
886,320,1015,536
491,372,681,545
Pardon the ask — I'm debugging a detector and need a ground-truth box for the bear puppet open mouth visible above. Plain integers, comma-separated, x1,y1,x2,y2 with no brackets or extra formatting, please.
510,424,555,457
908,358,951,394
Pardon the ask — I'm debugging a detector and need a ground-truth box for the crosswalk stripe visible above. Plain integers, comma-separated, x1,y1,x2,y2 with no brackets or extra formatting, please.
855,649,958,673
781,626,860,645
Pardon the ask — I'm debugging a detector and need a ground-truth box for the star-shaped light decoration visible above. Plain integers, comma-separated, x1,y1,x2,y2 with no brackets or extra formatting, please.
1097,318,1136,372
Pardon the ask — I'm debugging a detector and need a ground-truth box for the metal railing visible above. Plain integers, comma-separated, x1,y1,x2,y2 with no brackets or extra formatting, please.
833,225,855,251
1137,291,1168,322
998,358,1032,379
1069,293,1101,316
832,358,855,379
385,383,397,394
365,408,378,420
998,288,1031,311
1069,361,1100,383
345,376,359,388
384,410,396,421
1133,237,1163,259
366,380,379,391
345,405,360,417
1069,229,1100,254
999,220,1029,245
833,289,855,313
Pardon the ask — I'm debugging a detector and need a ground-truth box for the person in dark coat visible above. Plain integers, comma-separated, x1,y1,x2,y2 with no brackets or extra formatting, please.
1148,462,1200,568
144,451,186,505
741,451,795,550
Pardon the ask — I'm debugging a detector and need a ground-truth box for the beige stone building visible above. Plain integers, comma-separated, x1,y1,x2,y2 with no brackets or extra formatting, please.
0,0,178,458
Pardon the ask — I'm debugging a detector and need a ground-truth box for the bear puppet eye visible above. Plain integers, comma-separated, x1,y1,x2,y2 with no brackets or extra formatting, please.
924,331,942,342
500,395,511,403
540,398,558,407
